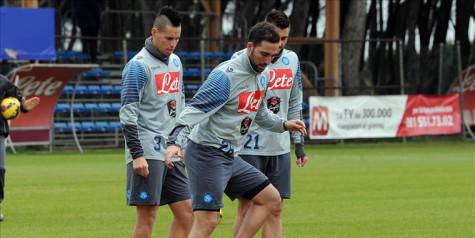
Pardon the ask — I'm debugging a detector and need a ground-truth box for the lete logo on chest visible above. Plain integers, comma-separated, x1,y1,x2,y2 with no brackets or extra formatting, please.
268,68,293,90
238,90,264,114
155,72,180,95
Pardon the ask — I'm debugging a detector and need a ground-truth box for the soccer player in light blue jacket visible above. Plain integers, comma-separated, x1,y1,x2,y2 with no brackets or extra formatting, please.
234,10,310,238
119,7,192,238
165,22,307,238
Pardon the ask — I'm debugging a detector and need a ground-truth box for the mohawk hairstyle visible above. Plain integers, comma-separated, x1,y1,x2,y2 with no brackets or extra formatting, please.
265,9,290,29
154,6,181,28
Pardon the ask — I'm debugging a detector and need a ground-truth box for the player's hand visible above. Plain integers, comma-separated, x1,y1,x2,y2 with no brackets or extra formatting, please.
285,120,307,136
295,143,309,167
296,154,309,167
133,156,149,177
22,97,40,111
164,144,180,169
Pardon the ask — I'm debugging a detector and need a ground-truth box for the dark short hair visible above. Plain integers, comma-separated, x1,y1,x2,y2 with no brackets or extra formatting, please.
153,6,181,29
247,22,280,46
265,10,290,29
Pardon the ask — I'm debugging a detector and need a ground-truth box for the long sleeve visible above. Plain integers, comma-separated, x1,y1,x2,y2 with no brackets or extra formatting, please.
119,60,148,159
289,59,304,144
169,70,231,147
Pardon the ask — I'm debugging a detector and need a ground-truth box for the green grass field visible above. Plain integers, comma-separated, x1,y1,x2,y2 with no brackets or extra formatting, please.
0,141,473,238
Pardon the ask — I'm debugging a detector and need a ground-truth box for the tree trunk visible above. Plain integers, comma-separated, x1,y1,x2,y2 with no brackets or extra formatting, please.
455,0,473,68
361,0,377,91
341,0,366,95
405,0,421,94
421,0,453,93
289,0,311,54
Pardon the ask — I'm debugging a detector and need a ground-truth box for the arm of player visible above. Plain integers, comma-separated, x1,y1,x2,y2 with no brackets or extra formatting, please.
288,59,308,167
254,96,307,135
164,70,231,168
119,60,150,177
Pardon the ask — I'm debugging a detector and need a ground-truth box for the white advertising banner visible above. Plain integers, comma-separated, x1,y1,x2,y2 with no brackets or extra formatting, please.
309,96,407,139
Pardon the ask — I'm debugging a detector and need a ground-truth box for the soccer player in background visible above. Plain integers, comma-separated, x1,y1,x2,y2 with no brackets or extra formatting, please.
233,10,309,238
0,74,40,222
164,22,307,238
119,7,192,238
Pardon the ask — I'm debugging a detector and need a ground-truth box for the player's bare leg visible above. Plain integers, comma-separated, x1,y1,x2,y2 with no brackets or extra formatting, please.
134,205,158,238
168,199,193,238
235,184,281,238
233,198,253,237
189,210,220,238
262,199,284,238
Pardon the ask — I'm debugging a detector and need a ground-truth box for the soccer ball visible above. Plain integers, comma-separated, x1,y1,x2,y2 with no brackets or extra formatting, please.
1,97,21,120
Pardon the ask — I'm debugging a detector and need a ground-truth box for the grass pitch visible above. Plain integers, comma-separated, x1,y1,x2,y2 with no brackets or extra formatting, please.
0,141,473,237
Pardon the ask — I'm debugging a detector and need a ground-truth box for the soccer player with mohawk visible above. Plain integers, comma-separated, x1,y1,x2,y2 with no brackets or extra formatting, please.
120,7,192,238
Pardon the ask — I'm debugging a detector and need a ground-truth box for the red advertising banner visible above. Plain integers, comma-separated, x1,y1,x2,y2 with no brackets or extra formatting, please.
396,94,461,137
9,64,95,145
463,91,475,125
450,65,475,125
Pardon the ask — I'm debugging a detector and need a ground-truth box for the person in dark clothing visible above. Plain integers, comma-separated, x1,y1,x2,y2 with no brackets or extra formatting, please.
72,0,102,62
0,74,40,222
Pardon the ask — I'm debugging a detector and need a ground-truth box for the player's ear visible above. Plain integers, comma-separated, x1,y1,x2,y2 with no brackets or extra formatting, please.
247,42,253,50
151,26,159,36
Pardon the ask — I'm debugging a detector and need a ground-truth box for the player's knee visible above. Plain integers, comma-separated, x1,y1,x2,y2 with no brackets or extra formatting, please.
269,198,282,216
197,216,219,234
137,207,158,226
178,209,193,228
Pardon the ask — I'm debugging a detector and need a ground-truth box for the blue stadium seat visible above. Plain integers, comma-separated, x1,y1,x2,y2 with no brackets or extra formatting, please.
68,122,81,132
109,121,122,131
94,121,110,132
113,51,138,60
74,85,88,95
80,122,95,132
184,83,201,94
55,103,70,113
83,68,112,78
100,85,114,94
185,68,200,77
302,102,309,110
86,85,101,94
112,85,122,94
63,85,74,94
223,52,234,60
54,122,69,133
98,103,112,113
56,51,90,60
72,103,86,113
84,103,99,112
110,103,121,112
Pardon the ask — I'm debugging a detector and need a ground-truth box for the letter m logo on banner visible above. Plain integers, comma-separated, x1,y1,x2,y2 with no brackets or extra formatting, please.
311,106,329,136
